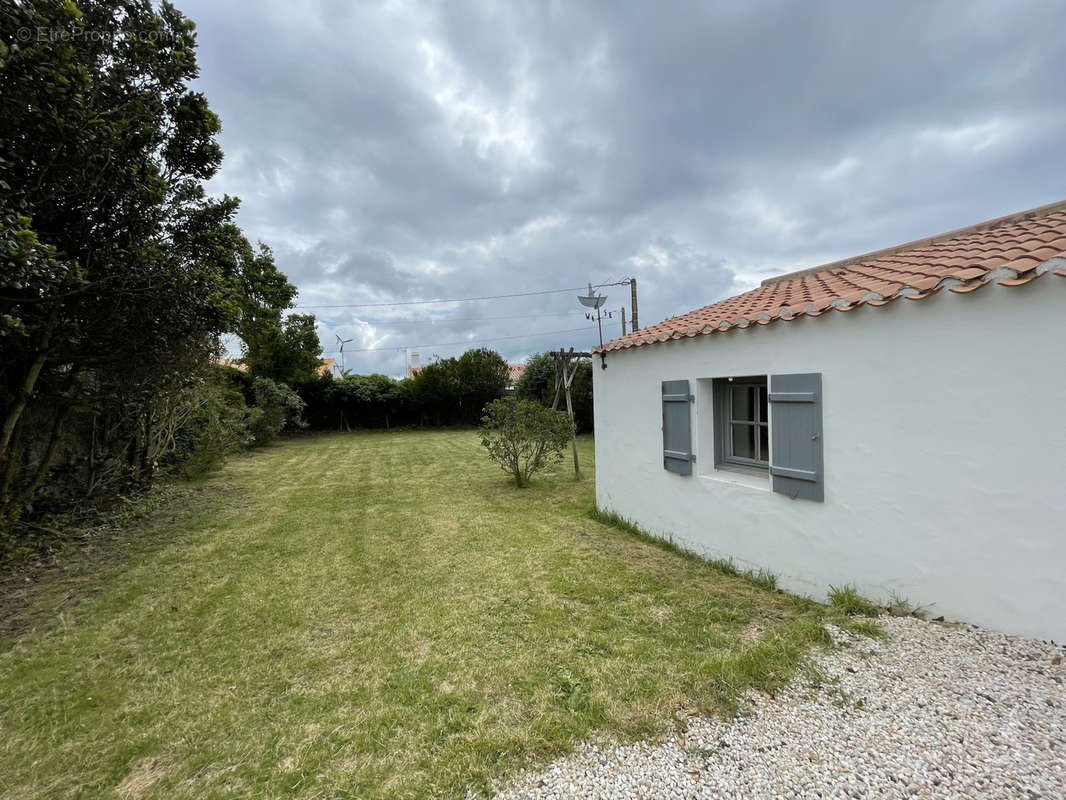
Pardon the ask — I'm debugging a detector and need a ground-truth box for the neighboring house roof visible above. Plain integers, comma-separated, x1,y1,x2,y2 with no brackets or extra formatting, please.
597,200,1066,353
213,357,335,377
214,357,248,372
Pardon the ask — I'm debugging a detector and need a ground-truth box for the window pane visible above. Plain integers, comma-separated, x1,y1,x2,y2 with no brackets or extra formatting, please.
760,385,768,423
731,423,756,460
731,386,755,421
759,424,769,462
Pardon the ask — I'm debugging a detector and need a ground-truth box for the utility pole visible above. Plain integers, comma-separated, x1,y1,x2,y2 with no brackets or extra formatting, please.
551,347,590,477
630,278,639,331
620,307,627,336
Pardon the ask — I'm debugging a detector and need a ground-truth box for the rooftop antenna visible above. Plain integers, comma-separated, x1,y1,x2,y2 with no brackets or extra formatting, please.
335,333,354,375
578,283,608,369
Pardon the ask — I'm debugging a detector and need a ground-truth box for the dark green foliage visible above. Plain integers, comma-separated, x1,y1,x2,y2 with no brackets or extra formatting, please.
0,0,311,550
479,398,573,487
294,347,509,430
162,367,258,478
249,377,306,445
515,352,594,432
405,348,509,426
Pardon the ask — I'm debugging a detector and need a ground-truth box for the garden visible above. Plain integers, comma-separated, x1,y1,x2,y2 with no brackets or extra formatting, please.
0,429,857,799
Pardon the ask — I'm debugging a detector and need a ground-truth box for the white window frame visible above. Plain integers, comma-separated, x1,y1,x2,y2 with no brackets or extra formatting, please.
713,375,769,473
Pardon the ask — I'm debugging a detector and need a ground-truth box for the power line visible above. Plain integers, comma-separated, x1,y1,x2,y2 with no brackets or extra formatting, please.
297,286,583,309
320,325,592,355
294,279,632,310
330,311,584,328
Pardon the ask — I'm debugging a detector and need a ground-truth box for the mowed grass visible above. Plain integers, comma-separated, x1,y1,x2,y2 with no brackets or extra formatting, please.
1,429,842,799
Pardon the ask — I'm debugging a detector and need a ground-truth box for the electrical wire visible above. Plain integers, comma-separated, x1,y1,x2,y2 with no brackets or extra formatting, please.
321,325,593,355
294,279,632,310
330,310,585,327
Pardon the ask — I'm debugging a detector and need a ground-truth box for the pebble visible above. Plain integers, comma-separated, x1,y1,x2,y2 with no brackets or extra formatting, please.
494,617,1066,799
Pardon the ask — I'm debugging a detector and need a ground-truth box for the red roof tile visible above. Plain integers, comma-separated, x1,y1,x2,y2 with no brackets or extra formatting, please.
598,200,1066,353
507,363,526,384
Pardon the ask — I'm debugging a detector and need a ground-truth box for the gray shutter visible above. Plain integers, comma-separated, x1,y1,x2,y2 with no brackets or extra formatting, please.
662,379,694,475
769,373,823,501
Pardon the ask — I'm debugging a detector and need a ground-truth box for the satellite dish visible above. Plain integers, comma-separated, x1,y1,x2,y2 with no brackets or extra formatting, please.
577,283,609,369
578,282,606,309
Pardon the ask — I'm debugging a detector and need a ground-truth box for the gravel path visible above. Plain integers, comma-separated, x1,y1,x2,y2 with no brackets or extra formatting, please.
495,617,1066,799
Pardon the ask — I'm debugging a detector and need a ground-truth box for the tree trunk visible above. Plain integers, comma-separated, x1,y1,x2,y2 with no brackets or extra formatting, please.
0,347,50,460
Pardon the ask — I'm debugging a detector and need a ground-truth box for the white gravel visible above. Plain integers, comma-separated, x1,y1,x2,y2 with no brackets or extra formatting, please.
495,617,1066,799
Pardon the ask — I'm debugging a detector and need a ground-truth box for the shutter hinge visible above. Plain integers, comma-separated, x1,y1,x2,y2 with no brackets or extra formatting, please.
688,394,695,402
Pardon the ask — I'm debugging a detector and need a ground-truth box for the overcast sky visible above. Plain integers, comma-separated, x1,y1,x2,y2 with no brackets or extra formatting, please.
184,0,1066,376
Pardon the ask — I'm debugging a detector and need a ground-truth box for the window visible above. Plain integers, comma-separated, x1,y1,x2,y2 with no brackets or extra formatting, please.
669,372,824,502
714,376,769,471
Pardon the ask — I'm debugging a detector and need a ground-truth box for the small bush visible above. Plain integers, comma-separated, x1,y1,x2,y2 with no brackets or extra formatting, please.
251,377,306,445
827,584,881,617
479,398,573,487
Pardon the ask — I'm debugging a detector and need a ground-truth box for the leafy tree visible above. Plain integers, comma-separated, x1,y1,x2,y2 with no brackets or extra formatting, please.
247,313,322,385
402,348,508,426
455,348,508,423
0,0,256,539
514,352,594,433
479,398,573,487
229,242,322,384
514,352,556,403
249,377,306,445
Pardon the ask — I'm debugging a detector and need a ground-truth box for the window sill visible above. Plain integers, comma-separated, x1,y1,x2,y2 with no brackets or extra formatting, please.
699,465,770,491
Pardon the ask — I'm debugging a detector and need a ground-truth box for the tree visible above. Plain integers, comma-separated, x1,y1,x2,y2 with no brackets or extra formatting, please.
229,241,324,384
455,348,508,424
0,0,252,539
514,352,594,433
479,398,573,487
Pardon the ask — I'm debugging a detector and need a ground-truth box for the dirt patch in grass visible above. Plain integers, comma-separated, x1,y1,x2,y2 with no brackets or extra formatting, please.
0,483,242,642
116,754,173,799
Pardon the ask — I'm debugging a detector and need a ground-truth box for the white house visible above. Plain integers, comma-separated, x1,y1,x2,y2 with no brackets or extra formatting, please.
592,201,1066,641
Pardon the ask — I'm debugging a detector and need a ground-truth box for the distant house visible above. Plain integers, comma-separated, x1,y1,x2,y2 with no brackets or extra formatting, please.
213,357,248,372
505,363,526,394
214,357,335,378
591,200,1066,640
407,351,426,378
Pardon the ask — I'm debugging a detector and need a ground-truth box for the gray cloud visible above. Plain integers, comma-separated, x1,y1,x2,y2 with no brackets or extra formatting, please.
185,0,1066,375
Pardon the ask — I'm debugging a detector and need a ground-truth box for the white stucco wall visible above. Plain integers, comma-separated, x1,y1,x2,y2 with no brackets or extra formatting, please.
593,278,1066,641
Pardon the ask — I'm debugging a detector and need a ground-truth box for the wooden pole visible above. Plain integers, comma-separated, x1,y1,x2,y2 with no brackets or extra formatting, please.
620,307,627,336
630,278,639,331
563,348,579,476
551,349,563,411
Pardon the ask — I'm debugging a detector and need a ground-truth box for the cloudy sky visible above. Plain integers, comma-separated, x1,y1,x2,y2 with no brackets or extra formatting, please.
183,0,1066,376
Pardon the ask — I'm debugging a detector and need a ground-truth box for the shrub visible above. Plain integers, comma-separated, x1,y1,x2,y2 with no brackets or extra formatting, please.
479,398,573,487
250,377,306,445
161,367,258,478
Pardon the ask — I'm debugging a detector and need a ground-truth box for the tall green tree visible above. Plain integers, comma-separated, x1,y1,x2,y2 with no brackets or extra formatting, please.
514,351,594,433
0,0,249,537
454,347,508,422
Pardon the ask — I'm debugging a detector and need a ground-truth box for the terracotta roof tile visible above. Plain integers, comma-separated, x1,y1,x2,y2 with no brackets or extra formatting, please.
598,200,1066,353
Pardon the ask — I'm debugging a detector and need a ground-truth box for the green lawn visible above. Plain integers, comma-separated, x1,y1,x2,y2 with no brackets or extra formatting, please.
0,429,849,799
